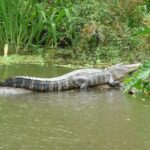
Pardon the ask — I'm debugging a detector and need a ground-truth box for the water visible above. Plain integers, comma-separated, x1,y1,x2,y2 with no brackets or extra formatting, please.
0,64,150,150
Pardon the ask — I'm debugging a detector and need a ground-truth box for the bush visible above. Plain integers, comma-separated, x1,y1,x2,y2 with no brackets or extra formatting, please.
125,58,150,95
73,0,149,63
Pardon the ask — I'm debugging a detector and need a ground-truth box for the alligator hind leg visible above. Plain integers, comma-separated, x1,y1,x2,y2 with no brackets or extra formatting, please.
72,76,89,90
109,81,120,86
109,76,120,87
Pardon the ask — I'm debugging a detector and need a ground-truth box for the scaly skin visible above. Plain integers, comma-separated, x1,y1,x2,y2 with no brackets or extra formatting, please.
1,63,141,92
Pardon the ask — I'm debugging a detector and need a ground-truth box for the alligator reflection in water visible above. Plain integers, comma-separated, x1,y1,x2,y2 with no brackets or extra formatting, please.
0,87,32,95
0,84,120,95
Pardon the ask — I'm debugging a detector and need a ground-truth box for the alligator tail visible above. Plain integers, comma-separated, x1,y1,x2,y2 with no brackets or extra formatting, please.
2,77,54,92
2,77,69,92
0,80,4,86
2,78,20,87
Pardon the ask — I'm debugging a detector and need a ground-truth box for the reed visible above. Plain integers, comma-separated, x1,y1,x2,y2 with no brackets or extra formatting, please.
0,0,76,54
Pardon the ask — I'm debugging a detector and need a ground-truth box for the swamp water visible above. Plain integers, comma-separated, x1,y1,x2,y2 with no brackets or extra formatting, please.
0,64,150,150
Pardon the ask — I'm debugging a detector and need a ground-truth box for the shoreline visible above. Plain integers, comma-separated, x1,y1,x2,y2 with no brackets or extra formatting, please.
0,54,115,68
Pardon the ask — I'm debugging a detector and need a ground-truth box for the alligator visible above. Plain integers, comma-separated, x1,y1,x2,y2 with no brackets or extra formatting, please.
0,63,141,93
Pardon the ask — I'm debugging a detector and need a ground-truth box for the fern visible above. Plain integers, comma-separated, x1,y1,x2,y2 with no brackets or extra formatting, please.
125,58,150,95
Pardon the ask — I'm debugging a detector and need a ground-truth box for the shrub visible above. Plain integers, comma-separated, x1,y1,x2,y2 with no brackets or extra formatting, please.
73,0,149,63
125,58,150,95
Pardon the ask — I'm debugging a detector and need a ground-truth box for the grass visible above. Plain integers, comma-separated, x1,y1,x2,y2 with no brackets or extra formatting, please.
0,0,77,54
0,54,115,69
0,55,44,65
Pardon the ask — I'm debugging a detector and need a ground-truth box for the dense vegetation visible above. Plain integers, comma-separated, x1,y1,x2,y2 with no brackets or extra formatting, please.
124,18,150,96
0,0,149,64
125,58,150,95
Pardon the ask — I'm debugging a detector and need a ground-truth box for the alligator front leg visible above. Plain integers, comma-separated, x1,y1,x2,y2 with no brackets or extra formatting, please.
109,75,120,86
72,76,89,90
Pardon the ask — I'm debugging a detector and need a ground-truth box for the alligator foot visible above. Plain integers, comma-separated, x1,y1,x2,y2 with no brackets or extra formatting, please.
109,81,120,87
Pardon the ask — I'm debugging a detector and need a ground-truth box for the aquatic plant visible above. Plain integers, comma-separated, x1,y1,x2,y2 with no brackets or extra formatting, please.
125,58,150,95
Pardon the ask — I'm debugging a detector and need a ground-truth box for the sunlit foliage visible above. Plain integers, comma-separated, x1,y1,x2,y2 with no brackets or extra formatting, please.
125,58,150,95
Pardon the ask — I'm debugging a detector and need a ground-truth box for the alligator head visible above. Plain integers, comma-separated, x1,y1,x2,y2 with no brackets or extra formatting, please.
107,63,142,81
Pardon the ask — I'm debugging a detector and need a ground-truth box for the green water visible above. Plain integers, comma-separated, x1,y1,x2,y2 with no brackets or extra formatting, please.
0,65,150,150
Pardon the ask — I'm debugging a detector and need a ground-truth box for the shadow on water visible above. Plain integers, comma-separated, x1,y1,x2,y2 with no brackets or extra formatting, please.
0,64,150,150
